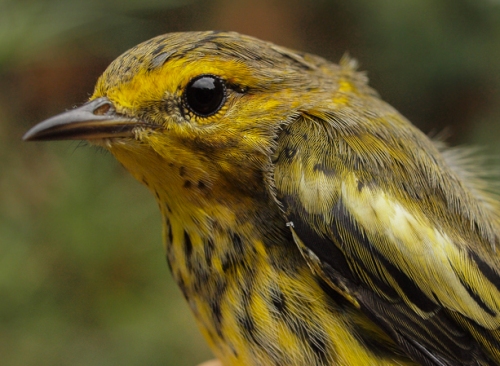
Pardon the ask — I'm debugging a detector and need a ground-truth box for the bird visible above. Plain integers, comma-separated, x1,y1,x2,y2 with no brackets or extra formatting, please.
24,31,500,365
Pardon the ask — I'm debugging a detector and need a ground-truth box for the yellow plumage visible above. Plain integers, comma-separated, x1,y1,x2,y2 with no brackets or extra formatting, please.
24,31,500,365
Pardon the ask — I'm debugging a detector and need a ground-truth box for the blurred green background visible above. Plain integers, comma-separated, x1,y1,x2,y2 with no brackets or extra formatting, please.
2,0,500,365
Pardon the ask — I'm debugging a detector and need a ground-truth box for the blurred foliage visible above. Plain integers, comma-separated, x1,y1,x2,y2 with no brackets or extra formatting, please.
0,0,191,66
2,0,500,365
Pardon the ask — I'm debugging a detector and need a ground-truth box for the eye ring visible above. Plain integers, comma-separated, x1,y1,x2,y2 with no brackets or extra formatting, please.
183,75,227,117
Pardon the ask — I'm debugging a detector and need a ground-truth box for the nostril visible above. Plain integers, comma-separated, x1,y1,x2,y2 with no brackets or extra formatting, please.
93,101,112,116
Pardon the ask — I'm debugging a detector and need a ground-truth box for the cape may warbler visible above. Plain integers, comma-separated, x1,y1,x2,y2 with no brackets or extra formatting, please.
24,31,500,365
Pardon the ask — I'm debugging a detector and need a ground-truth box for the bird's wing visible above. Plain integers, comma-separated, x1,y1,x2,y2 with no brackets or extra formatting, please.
272,107,500,365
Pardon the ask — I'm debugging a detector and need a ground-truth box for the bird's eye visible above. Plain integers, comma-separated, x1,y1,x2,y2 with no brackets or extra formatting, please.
184,75,226,117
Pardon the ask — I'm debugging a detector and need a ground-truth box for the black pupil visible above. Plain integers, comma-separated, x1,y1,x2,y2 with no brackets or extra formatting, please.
185,75,225,117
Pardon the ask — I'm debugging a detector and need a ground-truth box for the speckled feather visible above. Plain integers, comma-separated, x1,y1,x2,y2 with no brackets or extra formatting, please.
37,31,500,365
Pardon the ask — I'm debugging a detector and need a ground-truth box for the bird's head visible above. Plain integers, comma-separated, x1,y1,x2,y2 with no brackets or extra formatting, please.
23,31,354,220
